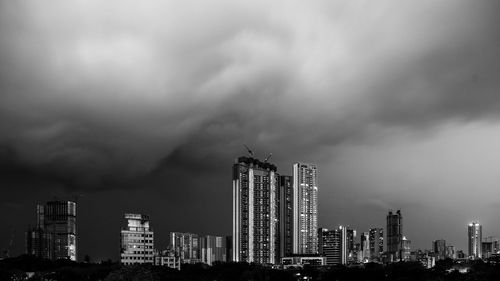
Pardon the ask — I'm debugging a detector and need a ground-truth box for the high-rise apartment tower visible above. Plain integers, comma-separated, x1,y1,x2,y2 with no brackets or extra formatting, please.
468,221,482,259
387,210,403,261
233,156,280,264
292,163,318,254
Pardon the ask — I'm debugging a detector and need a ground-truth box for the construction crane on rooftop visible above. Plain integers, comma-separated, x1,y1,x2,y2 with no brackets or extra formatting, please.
264,153,273,163
243,144,254,157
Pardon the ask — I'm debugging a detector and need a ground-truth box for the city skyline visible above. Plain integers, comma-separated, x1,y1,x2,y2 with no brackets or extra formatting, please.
5,154,500,262
2,0,500,262
19,192,498,265
19,157,498,264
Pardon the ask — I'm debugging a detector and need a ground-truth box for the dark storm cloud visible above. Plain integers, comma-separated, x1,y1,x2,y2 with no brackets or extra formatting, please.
1,0,500,190
1,0,500,257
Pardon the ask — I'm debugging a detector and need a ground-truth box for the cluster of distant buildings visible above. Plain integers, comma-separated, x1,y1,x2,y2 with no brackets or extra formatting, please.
22,153,500,270
119,213,230,270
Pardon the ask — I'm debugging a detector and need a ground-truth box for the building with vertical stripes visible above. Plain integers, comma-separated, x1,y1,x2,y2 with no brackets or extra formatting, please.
468,221,482,259
201,235,227,265
293,163,318,255
26,201,77,261
170,232,200,264
233,156,279,264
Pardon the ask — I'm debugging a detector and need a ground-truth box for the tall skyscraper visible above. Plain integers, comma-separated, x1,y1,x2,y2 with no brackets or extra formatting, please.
120,214,154,265
338,225,348,265
171,232,200,263
433,239,446,260
201,235,226,265
279,175,294,259
293,162,318,254
387,210,403,261
26,201,77,261
369,228,383,261
468,221,482,259
233,156,280,264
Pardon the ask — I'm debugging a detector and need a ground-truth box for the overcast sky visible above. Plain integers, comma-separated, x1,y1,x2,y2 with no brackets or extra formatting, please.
1,0,500,261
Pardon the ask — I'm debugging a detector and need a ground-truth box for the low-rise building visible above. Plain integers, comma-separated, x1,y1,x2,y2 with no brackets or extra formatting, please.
281,256,326,268
154,250,181,270
171,232,200,264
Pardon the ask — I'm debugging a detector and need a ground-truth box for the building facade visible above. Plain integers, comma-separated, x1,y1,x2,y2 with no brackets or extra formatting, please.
26,228,53,259
345,227,357,264
225,236,232,262
318,226,347,265
402,236,411,261
387,210,403,261
360,232,370,262
446,245,456,259
482,236,499,259
281,256,326,268
201,235,227,265
369,228,383,261
153,250,181,270
433,239,446,260
318,228,337,265
292,163,318,255
120,214,154,265
26,201,77,261
468,221,482,259
171,232,200,264
233,156,280,264
279,175,294,259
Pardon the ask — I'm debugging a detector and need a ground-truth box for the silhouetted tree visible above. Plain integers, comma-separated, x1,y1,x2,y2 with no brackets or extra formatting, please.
105,264,159,281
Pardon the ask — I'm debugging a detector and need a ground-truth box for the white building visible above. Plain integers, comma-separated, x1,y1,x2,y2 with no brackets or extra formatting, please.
120,214,154,265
